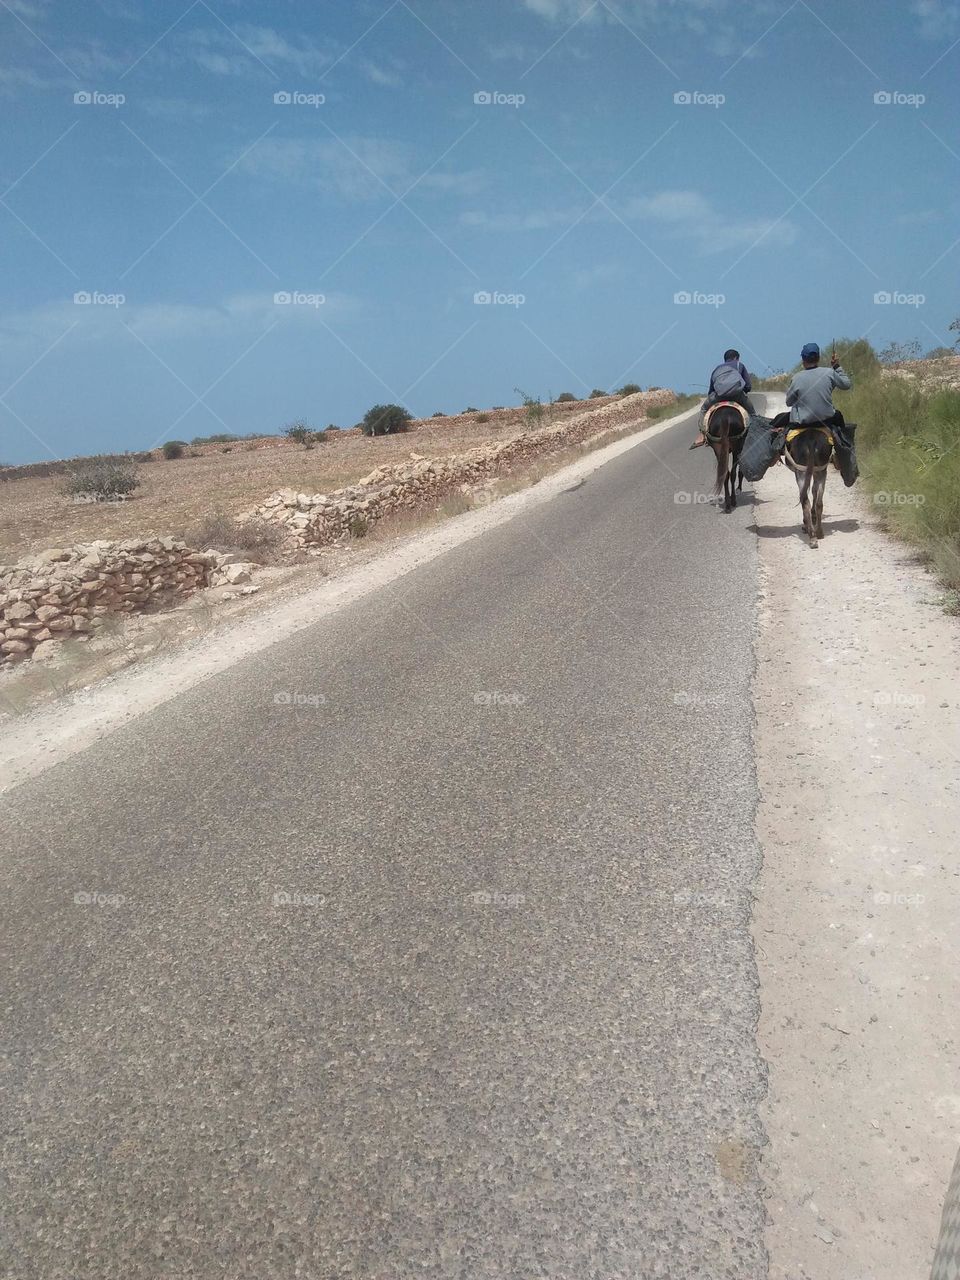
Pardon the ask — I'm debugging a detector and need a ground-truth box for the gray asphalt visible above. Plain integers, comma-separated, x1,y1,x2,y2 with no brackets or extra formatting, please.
1,404,768,1280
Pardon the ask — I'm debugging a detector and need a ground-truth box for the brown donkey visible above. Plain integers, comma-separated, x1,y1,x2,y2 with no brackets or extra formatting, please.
784,425,833,546
705,403,747,513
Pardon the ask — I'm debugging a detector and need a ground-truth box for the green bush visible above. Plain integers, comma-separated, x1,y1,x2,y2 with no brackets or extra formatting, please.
838,342,960,590
60,460,141,501
162,441,186,460
191,433,239,445
361,404,412,436
514,387,545,426
617,383,642,396
925,347,954,360
476,412,490,423
462,406,479,414
589,388,606,398
555,392,577,403
283,420,316,447
432,411,446,418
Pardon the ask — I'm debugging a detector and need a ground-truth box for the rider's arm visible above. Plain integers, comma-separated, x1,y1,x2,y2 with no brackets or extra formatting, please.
831,366,852,390
785,377,799,406
740,363,753,392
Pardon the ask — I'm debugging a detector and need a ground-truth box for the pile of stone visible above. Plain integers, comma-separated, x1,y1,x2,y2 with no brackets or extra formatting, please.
0,538,253,664
249,388,676,549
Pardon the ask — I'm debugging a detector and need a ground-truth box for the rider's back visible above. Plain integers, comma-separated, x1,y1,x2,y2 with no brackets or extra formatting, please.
786,365,852,423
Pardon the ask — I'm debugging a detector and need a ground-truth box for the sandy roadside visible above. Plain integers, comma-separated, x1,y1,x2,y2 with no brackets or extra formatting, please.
752,439,960,1277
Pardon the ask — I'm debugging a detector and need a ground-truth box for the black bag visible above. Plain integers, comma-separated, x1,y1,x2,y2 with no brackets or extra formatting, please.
740,415,785,482
832,421,858,487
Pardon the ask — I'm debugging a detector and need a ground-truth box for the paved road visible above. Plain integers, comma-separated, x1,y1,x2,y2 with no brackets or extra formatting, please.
1,404,769,1279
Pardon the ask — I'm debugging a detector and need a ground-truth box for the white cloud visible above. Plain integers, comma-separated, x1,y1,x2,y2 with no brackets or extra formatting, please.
522,0,726,24
620,188,797,253
0,292,358,349
241,136,484,201
912,0,960,39
460,206,586,231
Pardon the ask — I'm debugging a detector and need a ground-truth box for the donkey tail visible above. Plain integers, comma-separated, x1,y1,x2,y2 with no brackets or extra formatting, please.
714,429,729,495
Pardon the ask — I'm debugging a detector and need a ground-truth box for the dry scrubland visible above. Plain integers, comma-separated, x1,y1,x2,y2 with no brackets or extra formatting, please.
0,400,622,562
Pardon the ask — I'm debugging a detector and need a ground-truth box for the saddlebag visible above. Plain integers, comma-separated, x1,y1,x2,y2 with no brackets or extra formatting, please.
740,415,785,482
833,421,859,487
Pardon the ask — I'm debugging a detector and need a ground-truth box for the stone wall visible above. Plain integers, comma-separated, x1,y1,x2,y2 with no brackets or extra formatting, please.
250,388,677,549
0,538,219,663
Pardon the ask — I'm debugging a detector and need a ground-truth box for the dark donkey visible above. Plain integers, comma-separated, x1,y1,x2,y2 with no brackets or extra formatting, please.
784,424,833,546
705,403,747,512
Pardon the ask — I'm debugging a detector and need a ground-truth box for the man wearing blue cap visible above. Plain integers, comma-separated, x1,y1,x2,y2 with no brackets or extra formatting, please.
785,343,852,424
782,343,858,485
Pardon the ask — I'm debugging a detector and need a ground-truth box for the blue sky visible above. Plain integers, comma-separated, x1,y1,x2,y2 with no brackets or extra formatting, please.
1,0,958,463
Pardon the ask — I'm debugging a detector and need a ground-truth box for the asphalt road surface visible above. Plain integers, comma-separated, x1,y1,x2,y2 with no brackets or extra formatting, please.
1,404,770,1280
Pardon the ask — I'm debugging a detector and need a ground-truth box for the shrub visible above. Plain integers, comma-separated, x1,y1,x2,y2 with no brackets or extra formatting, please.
476,412,490,423
191,433,238,445
60,460,140,501
514,387,544,426
220,446,232,453
879,340,922,365
555,392,577,403
187,512,287,564
348,514,368,538
462,406,479,414
283,420,316,447
432,411,446,418
926,347,955,360
361,404,412,436
589,388,607,398
617,383,642,396
162,441,185,460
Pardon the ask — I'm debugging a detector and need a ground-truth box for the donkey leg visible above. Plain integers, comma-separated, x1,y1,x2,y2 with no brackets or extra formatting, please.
813,470,826,539
797,471,813,537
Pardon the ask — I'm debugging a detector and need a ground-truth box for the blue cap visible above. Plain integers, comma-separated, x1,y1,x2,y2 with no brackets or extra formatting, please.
801,342,820,360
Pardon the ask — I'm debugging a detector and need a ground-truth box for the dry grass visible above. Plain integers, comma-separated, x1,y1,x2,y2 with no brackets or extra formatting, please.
0,406,583,563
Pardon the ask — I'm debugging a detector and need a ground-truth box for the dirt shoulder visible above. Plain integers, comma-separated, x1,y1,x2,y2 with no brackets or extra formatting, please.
752,450,960,1276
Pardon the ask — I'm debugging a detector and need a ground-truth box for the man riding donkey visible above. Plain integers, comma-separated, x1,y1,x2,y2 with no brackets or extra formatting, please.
783,342,852,439
690,349,756,449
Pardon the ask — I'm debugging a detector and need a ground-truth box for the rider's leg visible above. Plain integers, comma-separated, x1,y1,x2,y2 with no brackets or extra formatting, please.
690,396,713,448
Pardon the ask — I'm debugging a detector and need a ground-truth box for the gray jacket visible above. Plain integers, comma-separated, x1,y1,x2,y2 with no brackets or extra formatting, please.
785,365,852,423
